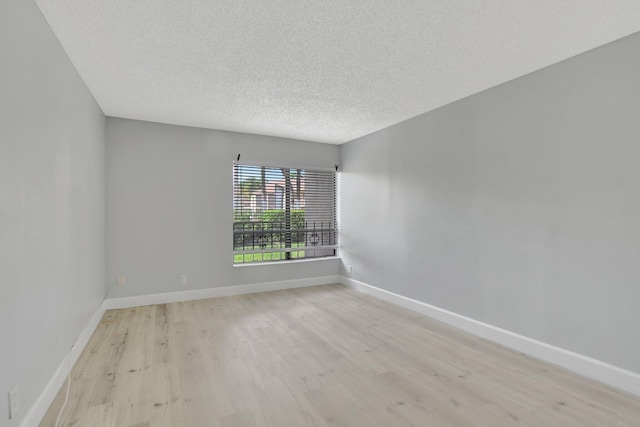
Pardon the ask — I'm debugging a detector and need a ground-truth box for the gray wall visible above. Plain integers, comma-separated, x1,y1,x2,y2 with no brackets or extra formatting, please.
340,32,640,374
0,0,106,424
106,118,340,298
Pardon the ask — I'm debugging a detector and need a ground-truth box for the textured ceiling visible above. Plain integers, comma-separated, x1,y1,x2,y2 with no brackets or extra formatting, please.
35,1,640,144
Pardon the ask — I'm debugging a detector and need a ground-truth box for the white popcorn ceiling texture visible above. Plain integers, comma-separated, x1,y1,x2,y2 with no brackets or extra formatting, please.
35,0,640,144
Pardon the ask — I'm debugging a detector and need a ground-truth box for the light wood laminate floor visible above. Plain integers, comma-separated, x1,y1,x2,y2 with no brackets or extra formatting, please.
41,284,640,426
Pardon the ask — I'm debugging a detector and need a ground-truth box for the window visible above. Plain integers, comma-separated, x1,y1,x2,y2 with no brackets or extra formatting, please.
233,163,337,264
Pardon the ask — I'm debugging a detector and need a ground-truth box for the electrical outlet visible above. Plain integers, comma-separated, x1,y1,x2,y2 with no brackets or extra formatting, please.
347,265,353,274
117,275,126,285
8,386,19,419
180,274,188,285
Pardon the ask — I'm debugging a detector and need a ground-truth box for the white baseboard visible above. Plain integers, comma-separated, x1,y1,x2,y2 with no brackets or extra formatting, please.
103,275,341,310
20,302,107,427
340,276,640,397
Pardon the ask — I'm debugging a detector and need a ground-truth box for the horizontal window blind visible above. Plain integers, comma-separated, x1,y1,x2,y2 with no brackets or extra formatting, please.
233,163,337,264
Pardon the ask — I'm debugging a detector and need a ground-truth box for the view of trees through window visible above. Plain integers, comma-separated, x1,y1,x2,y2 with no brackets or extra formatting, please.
233,164,337,263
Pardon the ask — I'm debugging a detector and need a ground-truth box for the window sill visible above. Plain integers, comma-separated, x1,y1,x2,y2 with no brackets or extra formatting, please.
233,256,340,268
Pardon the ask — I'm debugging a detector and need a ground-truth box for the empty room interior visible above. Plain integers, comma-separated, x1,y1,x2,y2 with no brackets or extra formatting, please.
4,1,640,426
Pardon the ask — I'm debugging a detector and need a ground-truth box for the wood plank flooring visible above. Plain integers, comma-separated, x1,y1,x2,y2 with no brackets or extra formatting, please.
41,284,640,426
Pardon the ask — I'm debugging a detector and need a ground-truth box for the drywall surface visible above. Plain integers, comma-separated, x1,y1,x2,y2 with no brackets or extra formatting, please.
340,32,640,374
0,0,106,424
106,118,340,298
